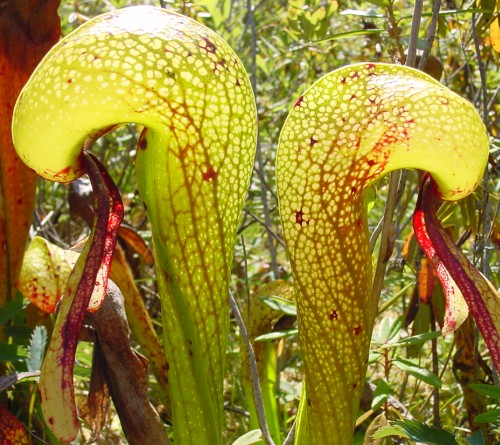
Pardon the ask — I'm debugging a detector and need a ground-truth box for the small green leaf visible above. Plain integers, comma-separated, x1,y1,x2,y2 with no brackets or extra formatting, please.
364,186,376,213
232,429,264,445
260,295,297,316
371,379,390,410
371,425,409,439
392,358,442,388
254,329,298,342
368,351,382,364
381,331,442,349
376,420,458,445
373,316,403,345
26,326,48,372
372,316,392,344
73,365,91,380
386,316,404,342
473,409,500,423
0,293,26,324
468,383,500,399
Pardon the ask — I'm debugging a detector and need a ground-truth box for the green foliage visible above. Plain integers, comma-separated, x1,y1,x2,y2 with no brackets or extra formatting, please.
0,292,25,324
25,326,48,372
1,0,499,444
232,429,265,445
259,295,297,316
391,358,442,389
0,344,28,363
373,419,459,444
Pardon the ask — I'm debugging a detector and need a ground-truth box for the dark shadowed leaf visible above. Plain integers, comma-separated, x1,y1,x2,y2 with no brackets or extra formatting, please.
474,409,500,423
465,430,486,445
468,383,500,399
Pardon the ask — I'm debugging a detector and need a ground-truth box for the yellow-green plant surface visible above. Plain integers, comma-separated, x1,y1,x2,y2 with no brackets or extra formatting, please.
12,6,256,444
276,62,489,444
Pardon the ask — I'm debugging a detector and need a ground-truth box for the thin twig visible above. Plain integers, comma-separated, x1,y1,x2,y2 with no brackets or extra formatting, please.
487,83,500,112
369,216,384,252
229,292,276,445
471,14,489,122
471,14,493,282
240,209,286,247
405,0,424,66
371,1,423,306
386,0,405,61
246,0,280,279
282,420,296,445
430,307,440,427
418,0,441,70
240,234,252,325
370,172,407,308
471,15,497,384
223,402,250,417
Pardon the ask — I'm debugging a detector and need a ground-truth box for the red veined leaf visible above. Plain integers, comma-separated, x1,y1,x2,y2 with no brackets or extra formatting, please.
413,175,500,371
39,152,123,442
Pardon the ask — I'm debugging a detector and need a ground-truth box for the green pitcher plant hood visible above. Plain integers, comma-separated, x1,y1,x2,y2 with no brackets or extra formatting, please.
12,6,256,444
276,62,494,444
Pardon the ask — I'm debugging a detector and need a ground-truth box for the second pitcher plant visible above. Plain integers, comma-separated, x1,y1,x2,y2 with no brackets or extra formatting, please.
276,63,493,444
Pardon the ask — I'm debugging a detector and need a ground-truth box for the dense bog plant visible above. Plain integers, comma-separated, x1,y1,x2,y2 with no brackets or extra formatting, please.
276,62,497,444
7,3,500,445
12,6,256,444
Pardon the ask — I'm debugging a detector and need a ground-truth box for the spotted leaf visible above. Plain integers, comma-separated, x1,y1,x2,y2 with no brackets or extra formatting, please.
276,62,489,444
0,402,30,445
17,236,72,313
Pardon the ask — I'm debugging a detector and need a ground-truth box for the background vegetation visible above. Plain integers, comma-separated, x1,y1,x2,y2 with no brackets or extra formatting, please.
1,0,499,443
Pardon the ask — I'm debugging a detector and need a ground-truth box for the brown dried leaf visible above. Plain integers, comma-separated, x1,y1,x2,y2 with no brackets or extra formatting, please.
79,343,110,443
364,412,387,445
87,281,169,445
117,225,154,267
